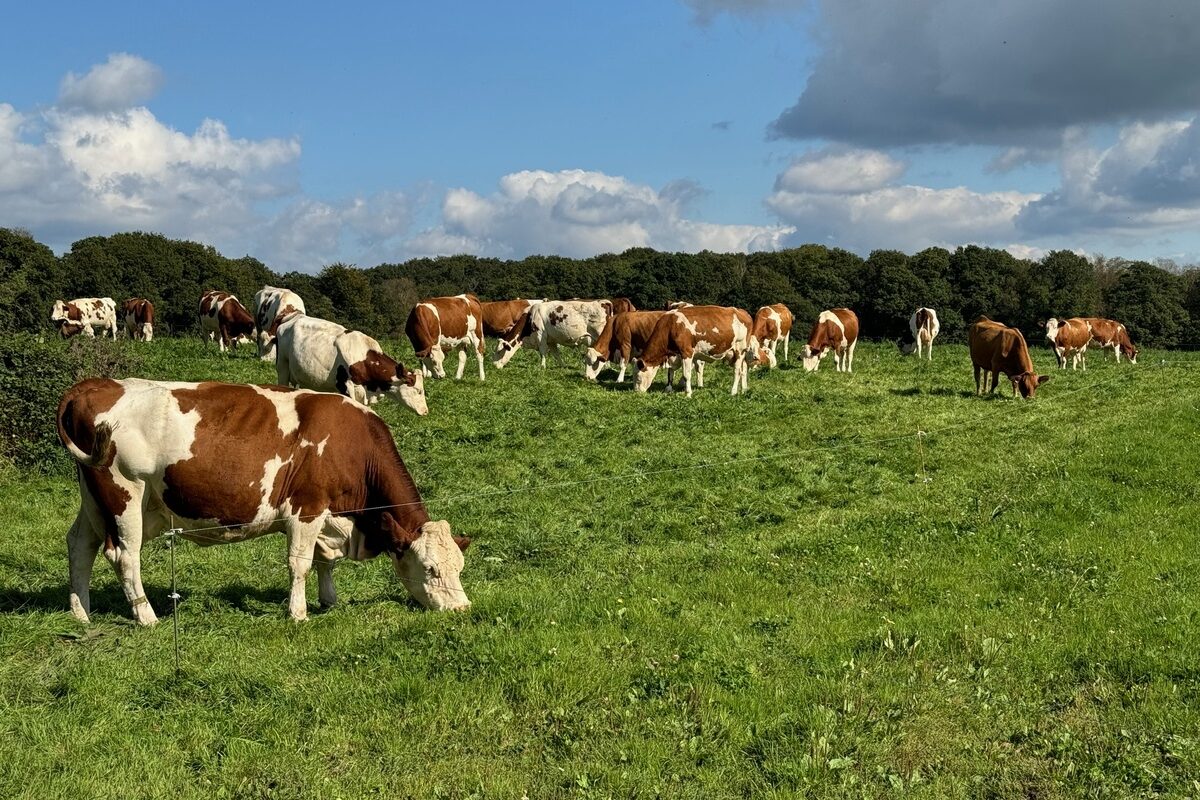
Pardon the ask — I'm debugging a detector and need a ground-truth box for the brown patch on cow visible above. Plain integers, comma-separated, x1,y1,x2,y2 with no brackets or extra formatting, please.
481,299,534,339
548,306,568,327
66,303,82,321
343,350,402,394
56,378,131,547
610,297,637,315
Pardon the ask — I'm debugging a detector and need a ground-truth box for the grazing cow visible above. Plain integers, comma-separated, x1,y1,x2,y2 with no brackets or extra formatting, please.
481,299,541,363
969,317,1049,398
584,310,667,381
1045,317,1091,370
405,294,486,380
199,290,256,352
57,378,470,625
899,307,940,360
51,298,118,339
634,305,756,396
254,286,307,360
752,304,794,368
1082,317,1138,364
498,299,610,369
121,299,155,342
275,315,427,415
801,308,859,373
610,297,637,315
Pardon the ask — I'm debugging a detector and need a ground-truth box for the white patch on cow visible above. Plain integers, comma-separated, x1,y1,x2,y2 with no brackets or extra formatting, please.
251,385,301,436
392,520,470,612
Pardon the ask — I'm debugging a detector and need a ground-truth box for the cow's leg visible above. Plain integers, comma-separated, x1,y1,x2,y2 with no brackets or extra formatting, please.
102,497,158,626
847,340,857,372
316,560,337,608
285,517,324,621
67,511,102,623
973,365,981,394
475,339,486,381
682,358,695,397
731,357,742,396
455,346,468,380
427,347,447,378
783,337,789,362
616,355,628,383
696,360,705,388
551,343,565,367
833,350,842,372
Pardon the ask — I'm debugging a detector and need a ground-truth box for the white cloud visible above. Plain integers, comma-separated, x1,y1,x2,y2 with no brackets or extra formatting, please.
58,53,164,113
416,169,794,259
767,148,1039,252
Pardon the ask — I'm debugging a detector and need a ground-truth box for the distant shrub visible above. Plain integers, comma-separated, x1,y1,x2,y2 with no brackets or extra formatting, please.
0,335,143,474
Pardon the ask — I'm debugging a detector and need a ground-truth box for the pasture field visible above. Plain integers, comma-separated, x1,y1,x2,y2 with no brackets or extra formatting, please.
3,338,1200,799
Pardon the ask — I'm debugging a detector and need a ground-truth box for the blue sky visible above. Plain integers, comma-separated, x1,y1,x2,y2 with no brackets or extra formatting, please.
3,1,1200,271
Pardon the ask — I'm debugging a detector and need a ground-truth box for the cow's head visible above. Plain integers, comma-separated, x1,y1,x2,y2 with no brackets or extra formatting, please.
393,363,428,415
1044,318,1061,342
583,346,609,380
383,515,471,611
492,335,524,368
800,344,824,372
1122,342,1139,364
1011,372,1050,398
633,358,659,392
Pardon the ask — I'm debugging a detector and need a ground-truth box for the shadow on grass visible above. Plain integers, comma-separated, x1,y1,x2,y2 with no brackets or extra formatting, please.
888,386,976,398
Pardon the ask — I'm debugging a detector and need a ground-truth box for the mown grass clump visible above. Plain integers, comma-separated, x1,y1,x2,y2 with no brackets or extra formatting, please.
1,336,1198,798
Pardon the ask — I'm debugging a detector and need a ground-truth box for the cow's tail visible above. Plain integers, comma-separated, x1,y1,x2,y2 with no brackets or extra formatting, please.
57,409,116,469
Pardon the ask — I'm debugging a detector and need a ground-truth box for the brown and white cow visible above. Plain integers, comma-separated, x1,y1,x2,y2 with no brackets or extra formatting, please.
121,298,155,342
405,294,486,380
498,299,610,369
969,316,1049,398
51,298,118,339
1082,317,1138,364
1045,317,1091,370
57,378,470,625
752,304,794,368
801,308,859,372
610,297,637,315
481,298,541,363
584,310,666,381
899,307,940,360
634,305,756,396
254,285,307,360
275,314,427,415
199,290,256,352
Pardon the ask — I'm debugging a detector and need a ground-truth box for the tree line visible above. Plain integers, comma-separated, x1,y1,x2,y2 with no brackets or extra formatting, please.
3,227,1199,348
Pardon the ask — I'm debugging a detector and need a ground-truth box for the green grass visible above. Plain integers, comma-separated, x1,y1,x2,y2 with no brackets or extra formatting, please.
3,337,1200,798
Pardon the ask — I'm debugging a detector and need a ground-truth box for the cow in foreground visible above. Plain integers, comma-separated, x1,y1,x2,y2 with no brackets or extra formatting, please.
254,286,307,360
584,310,666,381
497,300,609,369
57,378,470,625
1083,317,1138,364
969,317,1049,398
801,308,859,372
199,290,256,352
1045,317,1091,370
405,294,486,380
899,307,940,360
51,298,118,339
275,315,427,414
752,304,793,368
121,299,155,341
634,305,756,396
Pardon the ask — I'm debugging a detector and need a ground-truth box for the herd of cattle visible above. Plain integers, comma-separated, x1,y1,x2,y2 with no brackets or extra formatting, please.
47,286,1141,626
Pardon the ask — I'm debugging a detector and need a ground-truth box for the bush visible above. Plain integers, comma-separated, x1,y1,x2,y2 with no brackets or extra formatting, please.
0,335,143,474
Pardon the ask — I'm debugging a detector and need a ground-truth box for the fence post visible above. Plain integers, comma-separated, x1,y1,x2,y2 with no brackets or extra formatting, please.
166,528,183,676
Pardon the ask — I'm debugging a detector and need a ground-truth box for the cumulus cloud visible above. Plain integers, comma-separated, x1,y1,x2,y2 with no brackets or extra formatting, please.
58,53,164,112
770,0,1200,147
410,169,793,259
1017,119,1200,237
767,147,1039,252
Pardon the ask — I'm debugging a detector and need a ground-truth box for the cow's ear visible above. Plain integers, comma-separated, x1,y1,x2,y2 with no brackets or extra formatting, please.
453,536,471,552
1037,374,1050,385
382,512,418,551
